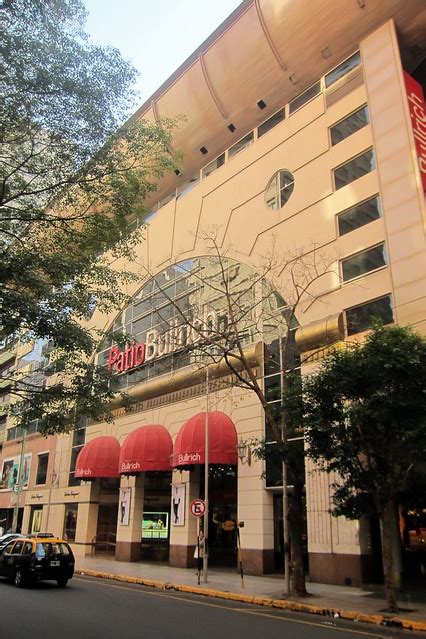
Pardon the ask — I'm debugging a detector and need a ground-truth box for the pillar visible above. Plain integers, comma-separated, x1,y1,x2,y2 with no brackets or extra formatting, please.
169,468,199,567
115,474,144,561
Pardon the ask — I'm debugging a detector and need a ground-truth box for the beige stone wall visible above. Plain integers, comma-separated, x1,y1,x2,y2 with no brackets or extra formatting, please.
361,20,426,333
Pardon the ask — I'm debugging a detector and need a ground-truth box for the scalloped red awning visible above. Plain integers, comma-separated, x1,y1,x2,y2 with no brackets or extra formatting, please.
119,424,173,473
172,412,237,467
74,436,120,479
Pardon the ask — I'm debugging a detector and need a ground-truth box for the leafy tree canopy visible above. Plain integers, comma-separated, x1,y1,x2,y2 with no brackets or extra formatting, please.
1,0,179,432
303,323,426,519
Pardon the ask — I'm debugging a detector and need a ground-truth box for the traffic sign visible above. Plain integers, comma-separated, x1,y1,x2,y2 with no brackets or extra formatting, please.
189,499,205,517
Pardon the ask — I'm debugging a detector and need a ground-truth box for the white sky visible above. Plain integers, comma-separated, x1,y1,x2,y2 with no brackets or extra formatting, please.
83,0,243,108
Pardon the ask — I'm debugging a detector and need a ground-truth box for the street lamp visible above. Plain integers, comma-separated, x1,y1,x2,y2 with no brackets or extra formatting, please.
236,439,251,465
202,366,209,583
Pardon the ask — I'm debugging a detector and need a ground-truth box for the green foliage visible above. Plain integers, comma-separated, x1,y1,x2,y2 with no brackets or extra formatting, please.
1,0,179,432
303,324,426,518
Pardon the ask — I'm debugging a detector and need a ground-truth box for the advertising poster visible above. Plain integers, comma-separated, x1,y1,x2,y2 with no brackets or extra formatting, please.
119,487,131,526
1,454,31,490
171,484,185,526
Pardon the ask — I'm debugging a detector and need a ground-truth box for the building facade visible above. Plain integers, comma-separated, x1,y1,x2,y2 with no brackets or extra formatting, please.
1,0,425,586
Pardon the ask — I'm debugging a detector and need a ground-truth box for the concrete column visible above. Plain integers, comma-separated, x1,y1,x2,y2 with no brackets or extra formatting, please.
115,474,144,562
169,468,199,567
75,482,100,557
238,455,274,575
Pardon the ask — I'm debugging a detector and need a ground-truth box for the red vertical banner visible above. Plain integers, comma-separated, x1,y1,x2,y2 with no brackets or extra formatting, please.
404,71,426,193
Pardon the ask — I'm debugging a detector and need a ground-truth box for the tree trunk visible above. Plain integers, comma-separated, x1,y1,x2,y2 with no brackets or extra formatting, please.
381,501,399,613
288,477,308,596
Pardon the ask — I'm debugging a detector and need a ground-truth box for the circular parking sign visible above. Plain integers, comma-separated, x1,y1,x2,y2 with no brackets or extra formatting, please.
190,499,206,517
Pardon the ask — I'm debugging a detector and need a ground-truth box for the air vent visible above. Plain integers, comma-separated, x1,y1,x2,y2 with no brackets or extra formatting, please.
257,99,267,110
200,146,208,155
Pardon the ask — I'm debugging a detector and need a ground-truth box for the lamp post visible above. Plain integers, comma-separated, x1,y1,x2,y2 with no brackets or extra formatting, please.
203,365,209,583
279,335,290,595
12,427,27,533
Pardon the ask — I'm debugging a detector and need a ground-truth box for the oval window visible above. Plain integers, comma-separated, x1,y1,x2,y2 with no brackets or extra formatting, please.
265,170,294,210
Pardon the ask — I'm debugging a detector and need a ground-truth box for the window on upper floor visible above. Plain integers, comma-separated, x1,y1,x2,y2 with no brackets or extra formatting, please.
258,109,285,138
337,195,381,236
345,295,393,336
330,105,369,145
228,131,254,159
36,453,49,485
341,243,387,283
68,423,85,487
289,81,321,115
265,170,295,210
201,153,225,178
333,149,375,190
325,51,361,88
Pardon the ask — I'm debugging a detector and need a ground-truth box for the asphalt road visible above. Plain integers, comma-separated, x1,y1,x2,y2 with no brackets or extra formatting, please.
0,574,419,639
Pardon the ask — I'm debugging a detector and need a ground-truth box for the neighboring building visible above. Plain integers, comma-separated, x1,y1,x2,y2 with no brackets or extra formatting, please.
1,0,425,586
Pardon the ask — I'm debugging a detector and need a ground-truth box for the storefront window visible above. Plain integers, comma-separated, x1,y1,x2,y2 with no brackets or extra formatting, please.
64,504,78,542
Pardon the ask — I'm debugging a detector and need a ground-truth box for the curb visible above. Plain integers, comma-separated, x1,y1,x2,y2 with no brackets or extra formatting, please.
76,570,426,633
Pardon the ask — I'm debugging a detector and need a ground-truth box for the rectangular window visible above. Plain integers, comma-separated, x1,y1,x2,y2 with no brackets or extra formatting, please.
330,105,369,145
289,81,321,114
338,196,381,236
342,243,387,282
345,295,393,336
334,149,375,190
228,131,254,159
258,109,285,137
64,504,78,542
325,51,361,87
68,423,85,487
36,453,49,485
201,153,225,178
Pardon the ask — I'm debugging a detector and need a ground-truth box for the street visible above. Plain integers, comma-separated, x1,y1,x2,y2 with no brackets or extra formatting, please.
0,575,420,639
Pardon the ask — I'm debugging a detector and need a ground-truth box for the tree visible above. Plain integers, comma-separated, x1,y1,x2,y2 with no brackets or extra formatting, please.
134,232,334,596
302,324,426,613
1,0,178,432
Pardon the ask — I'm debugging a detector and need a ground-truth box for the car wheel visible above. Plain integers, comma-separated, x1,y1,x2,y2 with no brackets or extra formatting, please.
14,570,26,588
57,578,68,588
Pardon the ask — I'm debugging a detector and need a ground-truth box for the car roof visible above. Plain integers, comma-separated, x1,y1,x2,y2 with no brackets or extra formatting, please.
0,533,23,541
19,536,67,543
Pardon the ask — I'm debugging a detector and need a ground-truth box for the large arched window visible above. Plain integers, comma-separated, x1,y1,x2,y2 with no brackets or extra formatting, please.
97,257,290,390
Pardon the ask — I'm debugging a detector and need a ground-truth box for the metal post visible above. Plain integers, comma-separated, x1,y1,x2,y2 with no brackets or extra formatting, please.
203,366,209,583
12,427,27,533
282,457,290,594
280,336,290,594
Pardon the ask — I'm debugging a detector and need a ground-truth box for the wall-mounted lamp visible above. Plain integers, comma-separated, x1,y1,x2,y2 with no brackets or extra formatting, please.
236,439,251,466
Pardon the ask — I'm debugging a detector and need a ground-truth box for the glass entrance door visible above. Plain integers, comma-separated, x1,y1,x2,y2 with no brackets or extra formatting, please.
201,465,237,567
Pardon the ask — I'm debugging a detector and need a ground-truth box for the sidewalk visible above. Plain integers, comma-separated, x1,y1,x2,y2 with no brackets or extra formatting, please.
75,555,426,633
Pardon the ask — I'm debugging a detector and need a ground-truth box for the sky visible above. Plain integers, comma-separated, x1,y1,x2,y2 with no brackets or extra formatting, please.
83,0,243,108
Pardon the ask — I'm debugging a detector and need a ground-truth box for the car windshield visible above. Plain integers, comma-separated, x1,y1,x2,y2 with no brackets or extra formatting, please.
35,542,71,558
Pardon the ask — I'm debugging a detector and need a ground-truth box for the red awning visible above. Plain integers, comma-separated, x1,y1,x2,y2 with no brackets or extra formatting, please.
74,436,120,479
119,425,173,473
172,412,237,467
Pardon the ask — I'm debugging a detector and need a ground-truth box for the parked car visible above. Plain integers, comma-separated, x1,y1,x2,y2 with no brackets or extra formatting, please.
0,533,24,552
0,535,75,588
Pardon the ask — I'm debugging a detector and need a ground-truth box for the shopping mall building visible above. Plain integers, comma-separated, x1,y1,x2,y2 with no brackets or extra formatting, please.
1,0,425,586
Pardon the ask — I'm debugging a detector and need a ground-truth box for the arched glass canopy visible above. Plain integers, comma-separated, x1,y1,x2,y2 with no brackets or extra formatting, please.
97,257,292,390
